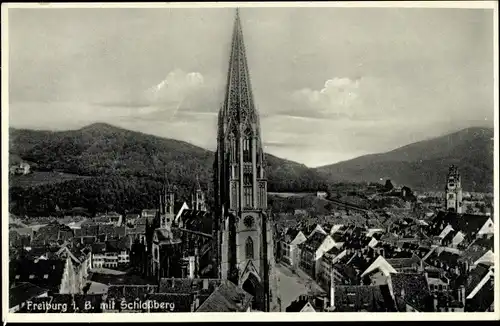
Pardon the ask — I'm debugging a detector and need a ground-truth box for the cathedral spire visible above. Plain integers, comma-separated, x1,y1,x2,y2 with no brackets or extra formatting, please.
222,8,259,134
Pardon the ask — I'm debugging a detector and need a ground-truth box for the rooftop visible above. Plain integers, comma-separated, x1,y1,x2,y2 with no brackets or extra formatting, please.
9,282,48,308
196,280,253,312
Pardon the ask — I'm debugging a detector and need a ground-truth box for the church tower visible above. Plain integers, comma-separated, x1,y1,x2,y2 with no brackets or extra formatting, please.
191,177,207,212
160,177,175,229
213,9,280,312
445,164,463,213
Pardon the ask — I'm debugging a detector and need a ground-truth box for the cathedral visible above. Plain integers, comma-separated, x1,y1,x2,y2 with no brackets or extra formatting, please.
132,9,281,312
213,9,280,312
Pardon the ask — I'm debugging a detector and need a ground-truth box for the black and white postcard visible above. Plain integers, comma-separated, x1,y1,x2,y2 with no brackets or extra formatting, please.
2,1,498,322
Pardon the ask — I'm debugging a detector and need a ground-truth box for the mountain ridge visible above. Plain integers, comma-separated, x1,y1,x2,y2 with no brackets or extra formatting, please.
315,126,494,192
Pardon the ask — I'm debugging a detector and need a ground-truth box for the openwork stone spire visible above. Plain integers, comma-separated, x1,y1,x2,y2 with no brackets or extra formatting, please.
221,8,260,136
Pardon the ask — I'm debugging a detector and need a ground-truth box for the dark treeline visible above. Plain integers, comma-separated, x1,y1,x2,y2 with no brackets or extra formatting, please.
9,124,332,217
9,173,329,217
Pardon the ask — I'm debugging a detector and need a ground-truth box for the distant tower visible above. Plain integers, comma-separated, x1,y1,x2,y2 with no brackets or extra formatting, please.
213,9,280,312
159,174,175,229
191,176,207,212
445,165,463,213
152,178,182,280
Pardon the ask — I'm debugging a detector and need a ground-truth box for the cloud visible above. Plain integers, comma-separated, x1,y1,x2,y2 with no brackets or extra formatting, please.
98,69,211,107
289,77,386,120
144,69,205,105
95,69,221,122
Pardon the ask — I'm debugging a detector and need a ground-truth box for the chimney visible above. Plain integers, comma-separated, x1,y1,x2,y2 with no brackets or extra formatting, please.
203,279,209,290
400,288,405,300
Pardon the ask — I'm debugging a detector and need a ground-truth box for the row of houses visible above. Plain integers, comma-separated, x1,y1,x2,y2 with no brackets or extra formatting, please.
278,210,494,312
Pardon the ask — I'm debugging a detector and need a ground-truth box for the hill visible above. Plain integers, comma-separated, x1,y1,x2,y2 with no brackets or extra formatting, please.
315,127,494,192
9,123,327,216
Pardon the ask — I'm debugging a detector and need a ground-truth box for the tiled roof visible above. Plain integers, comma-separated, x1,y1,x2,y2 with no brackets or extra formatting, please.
469,237,494,251
302,232,327,251
196,280,252,312
332,263,358,285
429,212,490,240
284,228,300,242
286,296,314,312
466,277,494,312
390,273,431,312
333,285,392,312
32,222,74,245
9,282,48,308
386,255,421,270
436,251,461,269
459,246,490,265
465,264,490,296
10,259,65,292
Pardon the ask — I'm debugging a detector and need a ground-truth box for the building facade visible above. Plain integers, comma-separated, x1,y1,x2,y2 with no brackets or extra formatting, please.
213,9,280,312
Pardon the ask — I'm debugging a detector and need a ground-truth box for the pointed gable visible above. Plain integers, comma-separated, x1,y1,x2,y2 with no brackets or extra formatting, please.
361,255,398,277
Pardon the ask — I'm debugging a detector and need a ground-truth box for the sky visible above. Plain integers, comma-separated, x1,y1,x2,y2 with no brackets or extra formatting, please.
7,6,495,167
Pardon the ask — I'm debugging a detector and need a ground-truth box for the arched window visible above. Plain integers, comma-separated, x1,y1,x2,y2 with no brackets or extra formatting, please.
245,237,254,259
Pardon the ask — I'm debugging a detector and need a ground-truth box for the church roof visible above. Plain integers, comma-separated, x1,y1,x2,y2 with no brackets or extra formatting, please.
177,209,212,235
